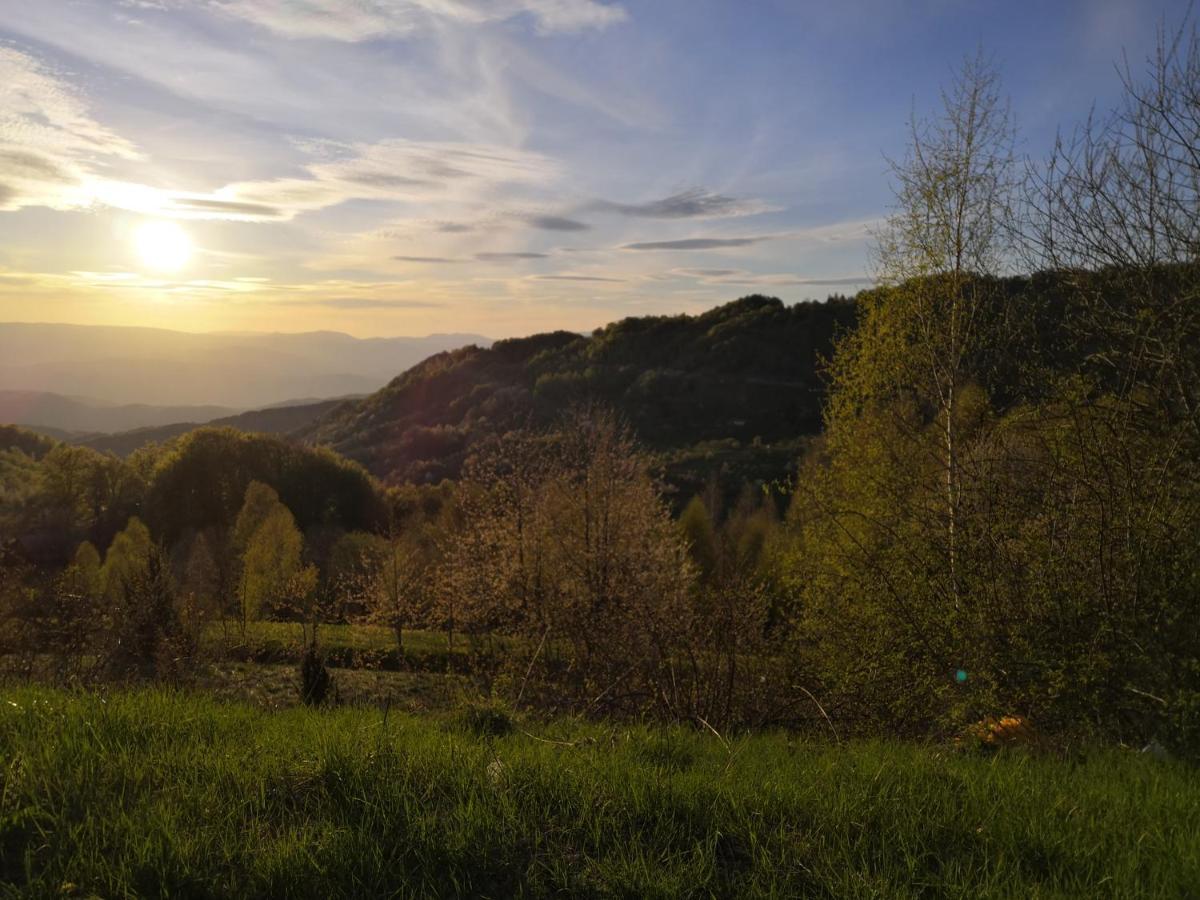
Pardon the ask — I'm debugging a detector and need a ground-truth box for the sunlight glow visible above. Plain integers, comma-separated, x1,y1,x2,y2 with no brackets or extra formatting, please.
133,220,193,273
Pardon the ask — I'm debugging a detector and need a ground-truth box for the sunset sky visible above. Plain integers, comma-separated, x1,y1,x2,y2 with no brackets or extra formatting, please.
0,0,1188,338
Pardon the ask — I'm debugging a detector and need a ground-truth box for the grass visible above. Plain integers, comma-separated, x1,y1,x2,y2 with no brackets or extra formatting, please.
2,687,1197,898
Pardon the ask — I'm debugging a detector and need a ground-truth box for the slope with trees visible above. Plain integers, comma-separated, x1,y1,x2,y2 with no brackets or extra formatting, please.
298,295,858,491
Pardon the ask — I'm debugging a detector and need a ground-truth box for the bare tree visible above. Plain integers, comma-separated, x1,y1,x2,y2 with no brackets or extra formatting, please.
1024,17,1200,433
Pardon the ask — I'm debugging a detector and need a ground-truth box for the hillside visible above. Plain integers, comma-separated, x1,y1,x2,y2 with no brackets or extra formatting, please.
76,397,356,457
300,295,857,488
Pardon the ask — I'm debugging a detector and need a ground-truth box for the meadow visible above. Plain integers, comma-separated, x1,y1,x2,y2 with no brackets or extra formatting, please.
1,686,1197,899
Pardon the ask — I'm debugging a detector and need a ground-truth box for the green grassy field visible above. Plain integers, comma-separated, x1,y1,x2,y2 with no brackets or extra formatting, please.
1,687,1196,898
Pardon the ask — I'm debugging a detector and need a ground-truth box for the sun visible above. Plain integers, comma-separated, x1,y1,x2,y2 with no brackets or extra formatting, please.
133,220,192,273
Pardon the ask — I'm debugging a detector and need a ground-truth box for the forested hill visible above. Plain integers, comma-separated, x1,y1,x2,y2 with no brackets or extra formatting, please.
298,295,858,485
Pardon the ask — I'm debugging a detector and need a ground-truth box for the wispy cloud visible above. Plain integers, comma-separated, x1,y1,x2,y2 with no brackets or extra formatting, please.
199,0,628,40
0,47,142,211
515,213,591,232
221,139,560,220
593,188,775,220
475,251,550,260
621,236,773,251
59,138,563,223
531,273,625,282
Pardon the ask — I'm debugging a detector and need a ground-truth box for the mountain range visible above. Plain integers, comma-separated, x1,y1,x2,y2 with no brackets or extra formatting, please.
0,323,489,411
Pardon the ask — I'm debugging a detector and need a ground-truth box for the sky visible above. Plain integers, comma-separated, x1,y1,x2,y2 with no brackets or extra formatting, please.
0,0,1190,338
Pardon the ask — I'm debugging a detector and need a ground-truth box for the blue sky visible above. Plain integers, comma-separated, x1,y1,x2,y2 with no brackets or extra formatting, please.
0,0,1189,337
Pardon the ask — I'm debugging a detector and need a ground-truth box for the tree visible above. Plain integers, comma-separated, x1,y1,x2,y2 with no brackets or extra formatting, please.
1023,18,1200,449
870,51,1017,608
233,481,283,556
102,517,153,603
27,445,142,560
678,496,718,584
240,504,307,624
444,407,695,715
365,523,434,659
790,55,1024,731
179,532,221,643
1014,16,1200,745
66,542,103,601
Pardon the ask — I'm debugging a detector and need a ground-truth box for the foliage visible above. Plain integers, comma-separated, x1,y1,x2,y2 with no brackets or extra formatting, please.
143,427,386,546
0,425,56,460
237,486,310,623
780,35,1200,750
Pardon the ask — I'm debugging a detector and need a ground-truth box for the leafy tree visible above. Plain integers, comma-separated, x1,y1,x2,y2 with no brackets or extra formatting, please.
143,427,384,546
241,504,307,624
233,481,282,556
678,496,718,584
869,51,1017,609
66,542,104,601
24,445,143,560
787,56,1039,732
102,518,153,603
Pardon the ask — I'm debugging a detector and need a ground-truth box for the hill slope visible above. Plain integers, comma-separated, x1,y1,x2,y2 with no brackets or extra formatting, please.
300,295,857,486
77,397,356,457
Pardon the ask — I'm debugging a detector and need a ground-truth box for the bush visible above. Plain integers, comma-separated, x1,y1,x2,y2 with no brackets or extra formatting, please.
298,643,334,706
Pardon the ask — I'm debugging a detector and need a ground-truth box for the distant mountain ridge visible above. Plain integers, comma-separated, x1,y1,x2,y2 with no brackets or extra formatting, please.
0,391,239,436
0,323,490,408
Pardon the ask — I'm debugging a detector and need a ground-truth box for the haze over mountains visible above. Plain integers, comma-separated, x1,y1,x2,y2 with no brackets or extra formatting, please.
0,324,490,430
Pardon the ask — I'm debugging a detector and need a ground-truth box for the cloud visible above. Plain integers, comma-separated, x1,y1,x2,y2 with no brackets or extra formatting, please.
516,213,591,232
63,139,562,223
0,48,142,211
672,268,742,278
220,139,560,221
594,188,774,220
621,237,771,251
393,255,465,264
475,251,549,260
167,196,286,218
204,0,628,40
436,222,477,233
531,274,624,282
